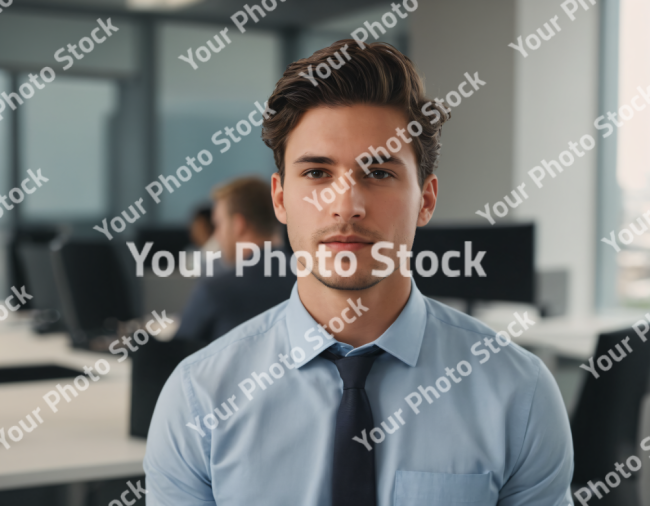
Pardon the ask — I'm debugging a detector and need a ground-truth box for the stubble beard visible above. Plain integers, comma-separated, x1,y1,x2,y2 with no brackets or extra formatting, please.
300,254,390,291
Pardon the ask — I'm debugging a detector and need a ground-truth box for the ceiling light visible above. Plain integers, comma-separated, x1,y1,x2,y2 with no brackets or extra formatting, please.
126,0,204,11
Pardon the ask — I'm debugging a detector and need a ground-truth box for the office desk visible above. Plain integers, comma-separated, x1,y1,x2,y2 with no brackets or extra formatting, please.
0,317,146,492
478,310,639,361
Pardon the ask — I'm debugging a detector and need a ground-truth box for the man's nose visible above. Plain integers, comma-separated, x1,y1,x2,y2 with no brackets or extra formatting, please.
328,173,365,222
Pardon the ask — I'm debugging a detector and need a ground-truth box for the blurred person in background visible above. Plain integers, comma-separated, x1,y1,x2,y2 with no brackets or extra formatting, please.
187,203,227,277
186,204,224,275
174,176,294,343
189,205,215,249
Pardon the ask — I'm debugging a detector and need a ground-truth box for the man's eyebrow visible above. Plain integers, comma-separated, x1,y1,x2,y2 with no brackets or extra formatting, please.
364,155,407,167
293,154,407,168
293,155,336,165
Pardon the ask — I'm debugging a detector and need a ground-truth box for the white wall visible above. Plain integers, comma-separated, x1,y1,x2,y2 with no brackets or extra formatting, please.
411,0,601,317
511,0,600,317
411,0,516,223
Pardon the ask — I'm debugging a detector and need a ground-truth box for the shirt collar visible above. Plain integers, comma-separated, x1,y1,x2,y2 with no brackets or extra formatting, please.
285,277,427,368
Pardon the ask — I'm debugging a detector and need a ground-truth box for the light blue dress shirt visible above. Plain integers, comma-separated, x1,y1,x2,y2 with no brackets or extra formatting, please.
144,278,574,506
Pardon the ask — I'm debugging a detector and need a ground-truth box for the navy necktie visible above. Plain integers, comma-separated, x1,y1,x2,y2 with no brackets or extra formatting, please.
322,348,384,506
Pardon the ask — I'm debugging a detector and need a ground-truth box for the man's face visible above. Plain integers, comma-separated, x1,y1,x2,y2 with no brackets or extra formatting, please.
272,104,437,290
213,199,237,265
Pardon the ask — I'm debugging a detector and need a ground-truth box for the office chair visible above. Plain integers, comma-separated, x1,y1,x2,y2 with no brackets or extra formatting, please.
50,238,135,349
571,328,650,506
130,338,206,438
636,369,650,506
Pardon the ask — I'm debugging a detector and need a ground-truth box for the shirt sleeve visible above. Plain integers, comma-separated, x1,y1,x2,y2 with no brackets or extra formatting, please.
497,361,575,506
174,278,217,343
143,361,216,505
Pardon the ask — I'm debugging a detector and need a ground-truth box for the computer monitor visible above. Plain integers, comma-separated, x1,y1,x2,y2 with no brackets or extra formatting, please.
134,226,191,269
7,226,60,310
18,242,66,333
51,239,135,348
411,223,535,307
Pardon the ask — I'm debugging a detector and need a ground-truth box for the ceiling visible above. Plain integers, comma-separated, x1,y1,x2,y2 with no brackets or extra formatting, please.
13,0,390,30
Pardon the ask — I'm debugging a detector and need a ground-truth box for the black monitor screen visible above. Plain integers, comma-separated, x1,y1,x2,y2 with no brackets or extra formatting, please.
134,227,191,268
18,243,61,312
8,227,60,309
55,241,134,333
411,223,534,303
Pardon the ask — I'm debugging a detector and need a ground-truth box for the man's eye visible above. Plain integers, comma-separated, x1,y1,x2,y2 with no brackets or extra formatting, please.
305,170,329,179
368,169,391,179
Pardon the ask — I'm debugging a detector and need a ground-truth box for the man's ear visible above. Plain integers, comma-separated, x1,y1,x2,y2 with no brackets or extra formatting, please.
271,172,287,225
417,174,438,227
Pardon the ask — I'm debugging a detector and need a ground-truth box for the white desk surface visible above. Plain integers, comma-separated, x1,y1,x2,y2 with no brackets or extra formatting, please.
477,310,639,361
0,316,147,491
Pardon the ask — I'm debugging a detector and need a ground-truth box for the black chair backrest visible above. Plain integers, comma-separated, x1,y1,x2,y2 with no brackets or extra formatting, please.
18,242,67,333
572,328,650,484
50,239,134,347
7,227,60,310
18,242,62,313
130,339,206,438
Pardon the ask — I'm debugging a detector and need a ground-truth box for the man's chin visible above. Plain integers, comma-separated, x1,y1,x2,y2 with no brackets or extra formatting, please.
310,270,386,291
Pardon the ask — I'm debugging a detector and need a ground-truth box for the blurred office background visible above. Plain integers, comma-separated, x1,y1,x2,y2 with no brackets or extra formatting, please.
1,0,649,316
0,0,650,504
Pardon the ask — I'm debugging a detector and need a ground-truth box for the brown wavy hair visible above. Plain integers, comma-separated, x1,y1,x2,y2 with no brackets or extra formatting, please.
212,177,279,237
261,39,451,187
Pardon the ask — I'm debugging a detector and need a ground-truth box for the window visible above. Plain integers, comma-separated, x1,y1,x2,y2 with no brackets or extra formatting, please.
156,22,281,224
0,70,10,296
0,70,9,214
612,0,650,308
297,6,408,59
19,75,117,221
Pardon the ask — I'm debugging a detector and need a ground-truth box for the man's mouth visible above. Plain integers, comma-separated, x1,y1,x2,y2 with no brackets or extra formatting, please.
320,235,374,252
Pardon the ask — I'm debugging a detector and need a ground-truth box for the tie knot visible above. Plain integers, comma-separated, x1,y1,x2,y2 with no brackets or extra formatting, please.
322,349,383,390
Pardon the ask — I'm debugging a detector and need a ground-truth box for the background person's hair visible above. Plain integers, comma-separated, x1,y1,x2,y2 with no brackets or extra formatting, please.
212,177,279,237
193,204,214,233
261,39,451,187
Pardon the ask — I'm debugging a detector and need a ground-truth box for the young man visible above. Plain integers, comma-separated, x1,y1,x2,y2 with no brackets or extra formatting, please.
144,40,574,505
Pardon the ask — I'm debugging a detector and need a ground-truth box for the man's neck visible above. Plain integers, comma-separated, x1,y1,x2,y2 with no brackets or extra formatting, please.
296,272,411,348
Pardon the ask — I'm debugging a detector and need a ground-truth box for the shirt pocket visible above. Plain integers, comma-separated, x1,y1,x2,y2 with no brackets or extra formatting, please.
393,470,496,506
